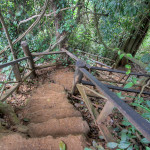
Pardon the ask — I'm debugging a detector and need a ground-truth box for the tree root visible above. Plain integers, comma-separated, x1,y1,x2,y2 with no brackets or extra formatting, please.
0,101,20,125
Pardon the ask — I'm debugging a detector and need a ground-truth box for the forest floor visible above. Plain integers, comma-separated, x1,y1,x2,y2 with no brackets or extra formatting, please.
0,64,149,149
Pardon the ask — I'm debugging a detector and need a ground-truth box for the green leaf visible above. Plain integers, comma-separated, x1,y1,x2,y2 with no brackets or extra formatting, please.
146,147,150,150
141,138,150,144
107,142,118,149
146,101,150,107
126,54,133,58
59,141,66,150
119,54,125,59
84,148,92,150
99,136,104,139
121,131,127,141
146,64,150,73
124,82,133,88
117,92,125,99
126,70,131,75
141,53,150,64
142,113,150,118
118,51,121,55
4,81,7,83
122,121,131,126
127,145,133,150
132,77,137,84
23,118,30,122
125,64,131,69
118,141,130,149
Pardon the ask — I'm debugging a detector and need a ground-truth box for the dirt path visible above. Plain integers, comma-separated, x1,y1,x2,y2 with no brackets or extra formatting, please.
0,68,90,150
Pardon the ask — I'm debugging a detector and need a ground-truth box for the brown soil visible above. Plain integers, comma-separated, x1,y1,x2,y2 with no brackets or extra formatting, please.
0,134,86,150
0,66,90,150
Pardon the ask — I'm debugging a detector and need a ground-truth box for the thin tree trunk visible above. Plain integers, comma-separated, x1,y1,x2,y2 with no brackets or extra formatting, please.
0,12,22,81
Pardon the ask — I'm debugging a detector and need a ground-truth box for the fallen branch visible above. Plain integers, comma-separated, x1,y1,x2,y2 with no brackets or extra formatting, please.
18,5,81,27
34,34,67,62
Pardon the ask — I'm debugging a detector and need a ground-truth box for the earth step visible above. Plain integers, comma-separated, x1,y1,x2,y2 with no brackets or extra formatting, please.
24,108,82,123
28,117,90,137
31,91,67,100
27,96,69,106
0,134,86,150
23,101,74,114
35,83,66,93
52,71,74,90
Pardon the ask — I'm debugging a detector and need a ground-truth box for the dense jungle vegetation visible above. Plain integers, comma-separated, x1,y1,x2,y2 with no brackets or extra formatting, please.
0,0,150,67
0,0,150,150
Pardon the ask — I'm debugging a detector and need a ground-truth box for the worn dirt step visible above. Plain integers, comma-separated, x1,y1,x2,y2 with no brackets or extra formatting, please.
24,108,82,123
27,96,69,106
35,83,66,93
28,117,90,137
30,91,67,101
51,70,74,90
0,134,86,150
23,101,74,114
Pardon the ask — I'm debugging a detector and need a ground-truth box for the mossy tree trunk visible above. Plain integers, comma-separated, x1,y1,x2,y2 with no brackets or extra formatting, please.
117,15,150,66
0,101,20,125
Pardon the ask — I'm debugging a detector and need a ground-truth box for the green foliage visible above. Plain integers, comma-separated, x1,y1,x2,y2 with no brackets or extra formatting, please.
141,53,150,64
59,141,66,150
84,148,92,150
94,0,149,45
110,117,150,149
107,142,118,149
146,64,150,73
126,54,133,58
84,140,104,150
117,92,125,99
124,82,133,89
0,1,150,149
119,54,125,60
115,73,150,149
136,29,150,60
124,76,137,89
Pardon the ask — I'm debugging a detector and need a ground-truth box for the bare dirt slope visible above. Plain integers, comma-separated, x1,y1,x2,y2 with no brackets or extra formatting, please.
0,67,90,150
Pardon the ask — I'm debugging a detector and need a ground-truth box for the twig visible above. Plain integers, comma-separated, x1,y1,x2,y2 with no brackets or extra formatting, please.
71,95,83,101
138,79,150,98
34,34,67,62
18,5,81,27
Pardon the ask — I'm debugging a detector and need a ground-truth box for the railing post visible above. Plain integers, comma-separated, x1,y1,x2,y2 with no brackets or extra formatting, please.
66,54,69,65
21,41,36,78
13,64,22,82
72,60,86,95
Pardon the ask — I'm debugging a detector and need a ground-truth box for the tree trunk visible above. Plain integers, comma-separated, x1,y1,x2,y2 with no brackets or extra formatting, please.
117,15,150,66
51,0,63,49
0,101,20,125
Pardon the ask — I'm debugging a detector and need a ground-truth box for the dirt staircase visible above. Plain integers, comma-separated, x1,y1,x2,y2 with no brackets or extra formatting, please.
0,69,90,150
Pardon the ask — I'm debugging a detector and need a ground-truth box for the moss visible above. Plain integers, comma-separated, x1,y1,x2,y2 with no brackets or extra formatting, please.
0,102,20,125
